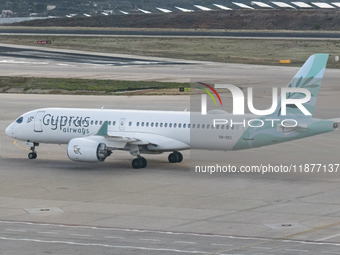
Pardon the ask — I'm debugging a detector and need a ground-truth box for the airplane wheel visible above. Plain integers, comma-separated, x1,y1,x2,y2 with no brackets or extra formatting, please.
140,157,147,168
168,152,183,163
28,152,37,159
175,152,183,163
168,152,179,163
132,158,141,169
132,157,147,169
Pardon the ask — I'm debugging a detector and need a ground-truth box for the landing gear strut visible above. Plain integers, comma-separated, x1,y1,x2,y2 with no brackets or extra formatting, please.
27,142,39,159
168,151,183,163
132,156,147,169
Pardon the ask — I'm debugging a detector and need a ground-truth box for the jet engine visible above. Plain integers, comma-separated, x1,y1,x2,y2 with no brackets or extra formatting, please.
67,138,110,162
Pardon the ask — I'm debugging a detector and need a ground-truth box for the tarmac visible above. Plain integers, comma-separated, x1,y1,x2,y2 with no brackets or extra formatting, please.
0,45,340,254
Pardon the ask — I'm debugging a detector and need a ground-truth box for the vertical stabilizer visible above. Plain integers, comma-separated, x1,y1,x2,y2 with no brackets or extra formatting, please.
275,54,329,116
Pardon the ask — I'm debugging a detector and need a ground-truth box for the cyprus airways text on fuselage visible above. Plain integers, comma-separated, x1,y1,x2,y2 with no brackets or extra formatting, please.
42,114,90,135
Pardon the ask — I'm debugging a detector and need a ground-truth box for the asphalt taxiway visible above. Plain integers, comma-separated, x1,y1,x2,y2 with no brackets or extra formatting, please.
2,28,340,39
2,43,340,85
1,43,340,254
1,92,340,254
0,44,189,66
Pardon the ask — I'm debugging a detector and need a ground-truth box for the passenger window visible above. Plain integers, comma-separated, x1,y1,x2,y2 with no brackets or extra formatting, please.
221,125,225,129
183,124,186,128
164,123,168,128
113,121,116,126
137,122,140,127
146,122,149,127
155,123,158,127
216,125,220,129
129,121,132,126
169,123,172,128
197,124,200,129
141,122,145,127
202,124,205,129
227,125,229,129
174,123,177,128
192,124,195,128
99,121,102,125
151,122,154,127
160,123,163,127
91,120,94,125
188,124,191,128
108,121,111,125
207,124,210,129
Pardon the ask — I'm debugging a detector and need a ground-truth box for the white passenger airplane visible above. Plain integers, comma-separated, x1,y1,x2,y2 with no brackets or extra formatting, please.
5,54,340,168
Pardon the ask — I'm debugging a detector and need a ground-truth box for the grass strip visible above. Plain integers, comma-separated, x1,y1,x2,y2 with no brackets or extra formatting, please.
2,35,340,67
0,76,189,95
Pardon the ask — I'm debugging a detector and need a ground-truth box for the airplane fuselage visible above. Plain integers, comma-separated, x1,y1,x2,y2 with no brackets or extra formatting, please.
6,108,335,152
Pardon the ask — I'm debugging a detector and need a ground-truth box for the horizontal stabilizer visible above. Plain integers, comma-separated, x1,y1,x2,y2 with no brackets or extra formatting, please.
329,118,340,130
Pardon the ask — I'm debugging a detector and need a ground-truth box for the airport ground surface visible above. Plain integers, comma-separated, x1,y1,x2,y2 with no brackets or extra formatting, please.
1,43,340,85
1,45,340,254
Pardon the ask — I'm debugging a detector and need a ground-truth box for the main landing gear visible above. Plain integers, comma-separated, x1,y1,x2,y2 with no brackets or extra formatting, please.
168,151,183,163
131,151,183,169
132,156,147,169
27,142,39,159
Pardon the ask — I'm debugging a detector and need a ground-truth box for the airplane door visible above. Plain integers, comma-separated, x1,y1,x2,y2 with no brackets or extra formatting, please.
119,118,126,131
34,111,45,132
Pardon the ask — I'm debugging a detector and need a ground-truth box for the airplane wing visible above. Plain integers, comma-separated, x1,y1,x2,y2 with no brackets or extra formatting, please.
95,121,190,151
106,131,190,151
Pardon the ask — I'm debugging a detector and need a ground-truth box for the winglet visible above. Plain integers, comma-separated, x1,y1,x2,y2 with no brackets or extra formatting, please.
97,121,108,136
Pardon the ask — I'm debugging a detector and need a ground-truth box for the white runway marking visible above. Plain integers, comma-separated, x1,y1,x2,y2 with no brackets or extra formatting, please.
0,59,49,65
211,243,234,247
317,233,340,241
37,231,59,235
285,248,309,252
104,236,125,239
69,233,92,237
174,240,197,244
5,229,27,232
139,238,160,242
250,246,273,250
0,236,208,254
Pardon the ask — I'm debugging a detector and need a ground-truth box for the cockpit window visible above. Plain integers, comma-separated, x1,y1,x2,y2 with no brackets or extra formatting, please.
16,117,23,124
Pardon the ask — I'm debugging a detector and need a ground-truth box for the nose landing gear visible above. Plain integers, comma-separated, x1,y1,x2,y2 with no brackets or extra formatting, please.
26,142,39,159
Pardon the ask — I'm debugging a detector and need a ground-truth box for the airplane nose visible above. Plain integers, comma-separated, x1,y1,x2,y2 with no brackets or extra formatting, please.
5,124,13,137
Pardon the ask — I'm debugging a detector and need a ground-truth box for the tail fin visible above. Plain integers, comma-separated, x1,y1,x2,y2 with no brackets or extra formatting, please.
275,54,329,116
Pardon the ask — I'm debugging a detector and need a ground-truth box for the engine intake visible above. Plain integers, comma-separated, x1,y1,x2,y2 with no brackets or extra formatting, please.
67,138,109,162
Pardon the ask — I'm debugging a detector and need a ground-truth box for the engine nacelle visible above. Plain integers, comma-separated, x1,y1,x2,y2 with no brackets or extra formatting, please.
67,137,109,162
